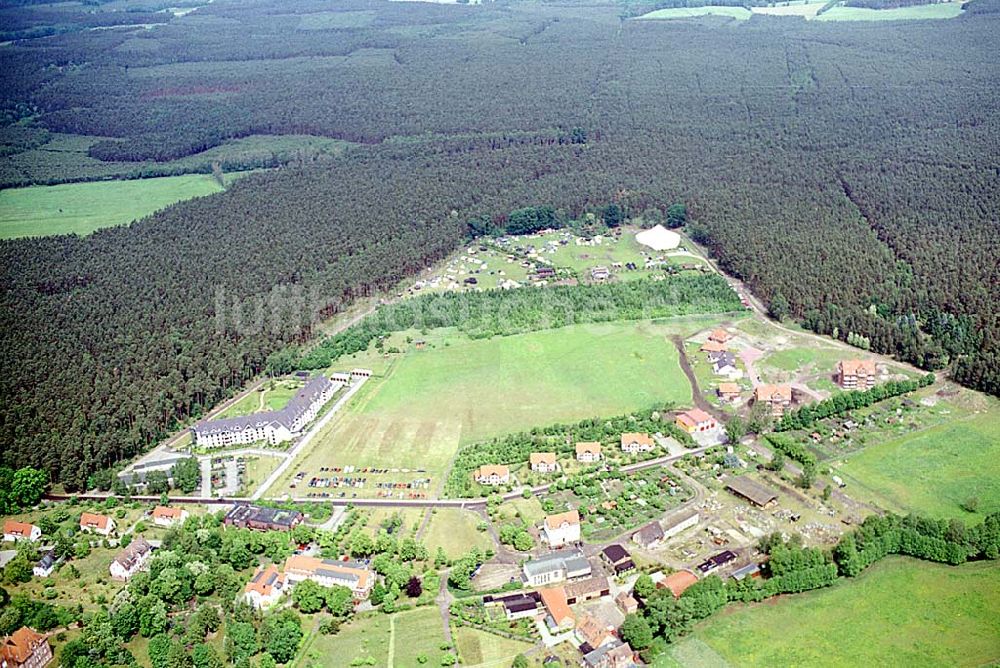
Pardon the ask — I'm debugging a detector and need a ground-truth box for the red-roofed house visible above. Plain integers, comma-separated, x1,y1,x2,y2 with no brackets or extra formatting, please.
754,384,793,417
529,452,559,473
575,614,616,650
620,433,654,454
1,627,51,668
717,382,741,402
79,513,115,536
539,587,574,630
474,465,510,486
837,359,878,390
674,409,717,434
244,564,287,610
3,521,41,544
700,340,727,354
575,442,602,463
660,570,699,598
708,329,731,344
152,506,188,528
542,510,581,548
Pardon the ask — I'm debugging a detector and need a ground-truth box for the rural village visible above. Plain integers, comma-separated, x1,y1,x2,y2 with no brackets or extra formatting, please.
3,221,992,668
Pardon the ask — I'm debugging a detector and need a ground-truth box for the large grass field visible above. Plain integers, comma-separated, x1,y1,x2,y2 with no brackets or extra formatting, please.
219,379,303,418
296,608,449,668
817,2,963,20
655,557,1000,667
0,172,241,238
423,508,494,559
637,6,751,20
269,318,709,496
835,402,1000,519
454,625,533,667
751,1,826,18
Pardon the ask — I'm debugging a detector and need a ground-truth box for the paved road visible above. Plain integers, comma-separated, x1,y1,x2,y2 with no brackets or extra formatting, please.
251,377,369,500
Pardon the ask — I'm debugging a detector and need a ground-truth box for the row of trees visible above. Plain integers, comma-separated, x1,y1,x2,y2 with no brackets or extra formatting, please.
775,375,935,432
298,274,742,370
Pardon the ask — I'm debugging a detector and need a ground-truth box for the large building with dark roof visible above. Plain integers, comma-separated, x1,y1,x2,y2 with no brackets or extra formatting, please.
224,504,303,532
191,375,339,448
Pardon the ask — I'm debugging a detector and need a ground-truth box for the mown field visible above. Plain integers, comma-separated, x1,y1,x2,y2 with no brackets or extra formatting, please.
836,401,1000,519
817,2,963,20
269,318,711,496
637,6,751,20
423,508,494,559
656,557,1000,668
219,379,303,418
0,173,240,238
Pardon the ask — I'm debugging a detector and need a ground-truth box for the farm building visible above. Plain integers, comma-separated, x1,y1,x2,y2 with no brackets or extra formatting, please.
576,614,617,653
539,587,575,630
754,384,792,416
244,564,287,610
224,504,303,531
635,224,680,251
564,576,611,604
632,521,665,549
663,508,700,539
660,570,699,597
675,409,717,434
591,266,610,281
485,591,542,621
582,640,634,668
600,545,635,575
697,550,738,574
616,591,639,615
837,359,878,390
530,452,559,473
576,442,603,463
542,509,581,548
523,549,592,587
620,432,654,454
731,563,761,581
474,464,510,486
718,382,741,402
724,476,779,508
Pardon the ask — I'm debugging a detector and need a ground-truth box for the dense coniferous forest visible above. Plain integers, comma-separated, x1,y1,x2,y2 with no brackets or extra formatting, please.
0,0,997,486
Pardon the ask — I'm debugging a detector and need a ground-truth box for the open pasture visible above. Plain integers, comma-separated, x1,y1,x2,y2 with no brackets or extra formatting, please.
637,6,751,20
751,1,826,18
656,557,1000,667
423,508,494,559
817,2,963,20
0,173,232,239
270,318,710,496
296,608,449,668
835,401,1000,519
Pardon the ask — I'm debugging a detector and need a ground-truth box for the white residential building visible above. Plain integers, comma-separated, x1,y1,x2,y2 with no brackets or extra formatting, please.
542,510,581,548
244,565,287,610
2,521,41,543
109,536,153,581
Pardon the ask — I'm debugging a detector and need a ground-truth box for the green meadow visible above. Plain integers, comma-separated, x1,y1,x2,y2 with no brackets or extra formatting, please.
657,558,1000,668
0,173,239,239
836,402,1000,519
270,317,716,496
637,6,751,20
817,2,963,20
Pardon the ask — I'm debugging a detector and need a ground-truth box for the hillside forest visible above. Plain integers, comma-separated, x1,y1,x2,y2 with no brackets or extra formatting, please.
0,0,997,488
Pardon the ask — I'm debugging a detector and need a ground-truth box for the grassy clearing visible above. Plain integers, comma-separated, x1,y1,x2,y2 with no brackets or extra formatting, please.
817,2,963,20
658,558,1000,667
637,6,751,20
835,403,1000,519
362,321,694,443
454,625,533,667
273,318,717,496
393,608,451,666
423,509,493,559
751,1,826,17
237,455,283,497
760,346,850,376
219,379,303,418
0,172,245,239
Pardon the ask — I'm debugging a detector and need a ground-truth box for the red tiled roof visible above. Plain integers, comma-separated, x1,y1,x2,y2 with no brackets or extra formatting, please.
1,627,47,665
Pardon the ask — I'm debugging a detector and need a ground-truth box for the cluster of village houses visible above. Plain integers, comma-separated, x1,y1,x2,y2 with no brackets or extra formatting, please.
0,337,882,667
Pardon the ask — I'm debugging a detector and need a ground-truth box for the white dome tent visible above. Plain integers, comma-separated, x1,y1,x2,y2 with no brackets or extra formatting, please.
635,224,681,251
